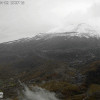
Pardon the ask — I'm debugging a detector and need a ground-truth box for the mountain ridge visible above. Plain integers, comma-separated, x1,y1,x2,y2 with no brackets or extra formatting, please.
0,23,100,44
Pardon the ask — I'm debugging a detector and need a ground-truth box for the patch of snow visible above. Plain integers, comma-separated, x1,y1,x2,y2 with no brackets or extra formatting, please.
35,23,100,40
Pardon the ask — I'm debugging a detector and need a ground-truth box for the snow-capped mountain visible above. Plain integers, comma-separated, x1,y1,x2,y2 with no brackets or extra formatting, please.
0,23,100,73
34,23,100,40
73,23,99,38
2,23,100,45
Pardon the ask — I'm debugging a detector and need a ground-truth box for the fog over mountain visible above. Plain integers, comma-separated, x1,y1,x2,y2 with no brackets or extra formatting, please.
0,0,100,42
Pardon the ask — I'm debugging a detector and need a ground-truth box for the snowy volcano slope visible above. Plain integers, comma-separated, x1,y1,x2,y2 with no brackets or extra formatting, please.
34,23,100,40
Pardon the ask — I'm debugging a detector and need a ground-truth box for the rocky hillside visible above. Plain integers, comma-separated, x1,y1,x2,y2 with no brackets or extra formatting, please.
0,24,100,100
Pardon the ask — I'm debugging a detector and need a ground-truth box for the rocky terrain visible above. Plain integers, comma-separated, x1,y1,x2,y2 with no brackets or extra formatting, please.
0,24,100,100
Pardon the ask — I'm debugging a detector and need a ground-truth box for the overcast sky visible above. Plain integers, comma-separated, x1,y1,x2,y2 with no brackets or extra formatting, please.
0,0,100,43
